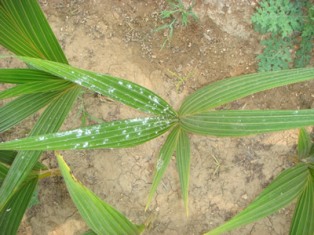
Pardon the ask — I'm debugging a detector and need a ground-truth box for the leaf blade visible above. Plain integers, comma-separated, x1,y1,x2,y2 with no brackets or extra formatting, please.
17,56,176,116
176,129,190,215
0,0,68,63
56,152,145,235
0,92,61,133
179,68,314,115
0,177,38,235
0,87,81,211
146,126,180,209
0,69,58,84
0,150,47,171
206,163,310,235
290,174,314,235
298,128,313,160
0,80,73,100
181,109,314,137
0,117,176,151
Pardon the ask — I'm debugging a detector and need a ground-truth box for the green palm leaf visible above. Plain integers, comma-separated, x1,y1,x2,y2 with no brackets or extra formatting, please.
0,0,68,63
56,152,145,235
0,80,73,100
0,153,43,235
146,126,180,209
0,151,17,166
0,87,81,211
0,178,38,235
0,164,8,185
179,68,314,115
298,128,313,160
181,110,314,136
0,150,47,171
206,163,310,235
16,56,176,116
82,230,97,235
0,1,80,233
0,69,58,84
290,176,314,235
176,129,190,215
0,117,176,151
0,92,61,133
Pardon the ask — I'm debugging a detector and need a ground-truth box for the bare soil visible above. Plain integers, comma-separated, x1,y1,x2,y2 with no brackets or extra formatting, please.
1,0,313,234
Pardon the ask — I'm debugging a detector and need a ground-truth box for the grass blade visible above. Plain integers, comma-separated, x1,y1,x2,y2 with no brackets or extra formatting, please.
146,126,180,209
0,69,58,84
179,68,314,115
290,175,314,235
0,0,68,63
206,163,310,235
298,128,313,160
181,109,314,137
0,86,81,211
0,117,176,151
56,152,145,235
0,92,61,133
176,129,190,215
17,56,176,116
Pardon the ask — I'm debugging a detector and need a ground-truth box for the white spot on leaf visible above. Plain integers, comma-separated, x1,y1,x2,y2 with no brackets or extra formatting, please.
156,158,164,171
76,129,83,138
85,129,92,135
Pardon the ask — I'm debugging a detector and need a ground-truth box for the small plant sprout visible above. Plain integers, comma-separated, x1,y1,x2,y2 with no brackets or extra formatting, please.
156,0,198,47
211,154,221,176
166,68,194,92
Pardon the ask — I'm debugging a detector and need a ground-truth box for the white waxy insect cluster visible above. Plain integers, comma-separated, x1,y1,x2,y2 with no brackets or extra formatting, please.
156,158,164,171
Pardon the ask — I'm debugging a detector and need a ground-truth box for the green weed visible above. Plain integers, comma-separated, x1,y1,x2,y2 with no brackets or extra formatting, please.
252,0,314,71
156,0,198,47
166,68,194,92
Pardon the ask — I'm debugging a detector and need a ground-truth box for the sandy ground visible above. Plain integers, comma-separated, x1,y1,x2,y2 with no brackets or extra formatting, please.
1,0,313,234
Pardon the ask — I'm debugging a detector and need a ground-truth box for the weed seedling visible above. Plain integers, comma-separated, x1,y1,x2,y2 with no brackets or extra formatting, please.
166,68,194,92
211,155,221,176
156,0,198,47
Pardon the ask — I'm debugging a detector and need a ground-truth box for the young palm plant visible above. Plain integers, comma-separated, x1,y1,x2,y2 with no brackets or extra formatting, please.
1,0,314,234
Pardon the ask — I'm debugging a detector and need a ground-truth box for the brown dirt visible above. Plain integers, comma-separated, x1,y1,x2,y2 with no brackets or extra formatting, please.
1,0,313,234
